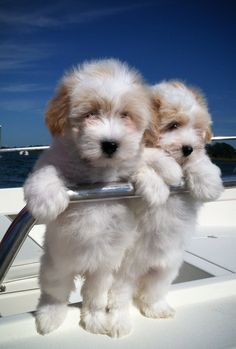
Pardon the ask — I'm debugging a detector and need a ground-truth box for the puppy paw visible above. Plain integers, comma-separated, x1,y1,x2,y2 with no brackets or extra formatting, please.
108,308,133,338
185,163,224,202
143,148,183,186
138,299,175,319
157,157,184,187
133,166,170,206
29,186,69,222
24,166,69,222
35,303,67,335
80,308,108,335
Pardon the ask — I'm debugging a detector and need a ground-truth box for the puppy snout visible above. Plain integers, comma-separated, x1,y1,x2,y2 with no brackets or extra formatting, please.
182,145,193,157
101,140,119,157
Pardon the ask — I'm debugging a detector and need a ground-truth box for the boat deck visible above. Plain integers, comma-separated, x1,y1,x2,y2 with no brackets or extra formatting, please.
0,276,235,349
0,187,236,348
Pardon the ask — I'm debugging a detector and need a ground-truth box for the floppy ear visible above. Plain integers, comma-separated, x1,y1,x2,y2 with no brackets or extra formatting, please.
45,84,70,136
144,95,161,147
189,87,213,144
204,126,213,144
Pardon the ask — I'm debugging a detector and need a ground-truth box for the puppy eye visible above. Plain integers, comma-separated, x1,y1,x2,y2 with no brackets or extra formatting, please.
120,111,129,119
167,122,180,131
85,111,99,119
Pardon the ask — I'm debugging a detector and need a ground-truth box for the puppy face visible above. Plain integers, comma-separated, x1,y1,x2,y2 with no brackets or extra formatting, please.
145,81,212,164
46,59,151,167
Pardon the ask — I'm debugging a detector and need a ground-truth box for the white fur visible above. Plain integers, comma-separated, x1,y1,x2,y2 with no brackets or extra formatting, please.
24,59,152,335
107,83,224,338
152,81,204,121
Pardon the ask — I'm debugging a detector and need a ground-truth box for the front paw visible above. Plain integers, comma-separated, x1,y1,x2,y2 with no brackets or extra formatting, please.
35,303,67,335
80,308,108,335
186,165,224,202
24,167,69,222
143,148,183,186
26,185,69,222
158,156,184,187
107,308,133,338
133,166,170,206
138,299,175,319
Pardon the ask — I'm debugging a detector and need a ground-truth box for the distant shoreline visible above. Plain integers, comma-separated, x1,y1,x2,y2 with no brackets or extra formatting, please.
211,157,236,162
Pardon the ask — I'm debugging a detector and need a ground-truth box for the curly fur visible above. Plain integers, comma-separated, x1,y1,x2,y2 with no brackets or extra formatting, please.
24,59,152,335
107,80,224,338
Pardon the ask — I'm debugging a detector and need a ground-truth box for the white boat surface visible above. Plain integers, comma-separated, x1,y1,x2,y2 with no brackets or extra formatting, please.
0,176,236,348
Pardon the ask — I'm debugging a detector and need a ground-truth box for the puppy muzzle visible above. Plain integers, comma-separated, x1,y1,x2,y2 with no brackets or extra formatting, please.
101,140,119,157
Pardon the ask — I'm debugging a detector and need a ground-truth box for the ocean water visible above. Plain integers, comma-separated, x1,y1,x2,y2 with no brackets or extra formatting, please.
0,150,235,189
0,150,42,188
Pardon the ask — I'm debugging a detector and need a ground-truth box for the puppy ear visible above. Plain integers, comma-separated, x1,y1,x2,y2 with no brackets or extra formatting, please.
144,95,161,147
45,85,70,136
204,126,213,143
189,86,213,144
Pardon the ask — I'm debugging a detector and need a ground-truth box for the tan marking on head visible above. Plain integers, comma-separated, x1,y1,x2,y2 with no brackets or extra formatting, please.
168,80,186,89
45,85,70,136
118,89,153,131
204,126,213,143
144,105,160,147
46,60,152,137
145,80,213,146
70,90,113,119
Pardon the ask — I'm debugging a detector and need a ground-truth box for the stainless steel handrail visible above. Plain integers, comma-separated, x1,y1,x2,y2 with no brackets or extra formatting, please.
211,136,236,141
0,136,235,153
0,146,49,153
0,177,235,290
0,182,138,288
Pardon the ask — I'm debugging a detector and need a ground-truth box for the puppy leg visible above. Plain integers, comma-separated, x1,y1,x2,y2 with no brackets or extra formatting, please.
133,165,170,206
24,165,69,223
36,254,75,335
143,148,183,187
136,265,179,319
107,273,136,338
80,269,113,335
184,154,223,202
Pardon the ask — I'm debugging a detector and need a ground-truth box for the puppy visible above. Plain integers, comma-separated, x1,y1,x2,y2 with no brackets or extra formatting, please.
107,80,224,338
24,59,153,335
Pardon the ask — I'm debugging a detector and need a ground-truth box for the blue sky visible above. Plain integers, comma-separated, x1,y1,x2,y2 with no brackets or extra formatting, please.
0,0,235,146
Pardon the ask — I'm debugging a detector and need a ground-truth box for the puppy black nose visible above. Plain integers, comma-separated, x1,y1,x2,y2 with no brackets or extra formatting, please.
182,145,193,157
101,140,119,157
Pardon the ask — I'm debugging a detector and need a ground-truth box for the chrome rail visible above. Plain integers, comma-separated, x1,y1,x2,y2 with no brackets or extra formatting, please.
222,175,236,188
0,146,49,153
0,177,235,290
0,182,138,288
211,136,236,141
0,136,235,153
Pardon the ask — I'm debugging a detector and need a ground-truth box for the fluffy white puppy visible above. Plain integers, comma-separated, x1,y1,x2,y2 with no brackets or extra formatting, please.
107,80,224,338
24,59,153,335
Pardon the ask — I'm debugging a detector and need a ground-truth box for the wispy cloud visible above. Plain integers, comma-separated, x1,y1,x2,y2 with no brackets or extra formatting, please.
0,2,151,73
0,3,150,29
0,43,53,71
0,83,51,93
0,98,44,112
66,4,150,25
0,11,59,28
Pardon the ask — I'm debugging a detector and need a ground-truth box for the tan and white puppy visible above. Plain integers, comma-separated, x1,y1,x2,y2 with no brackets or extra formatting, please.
24,59,153,335
107,81,224,338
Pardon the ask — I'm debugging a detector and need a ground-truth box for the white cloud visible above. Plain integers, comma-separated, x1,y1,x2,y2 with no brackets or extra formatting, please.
0,83,51,92
0,11,59,28
0,3,150,28
0,99,44,112
66,4,150,24
0,43,53,71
